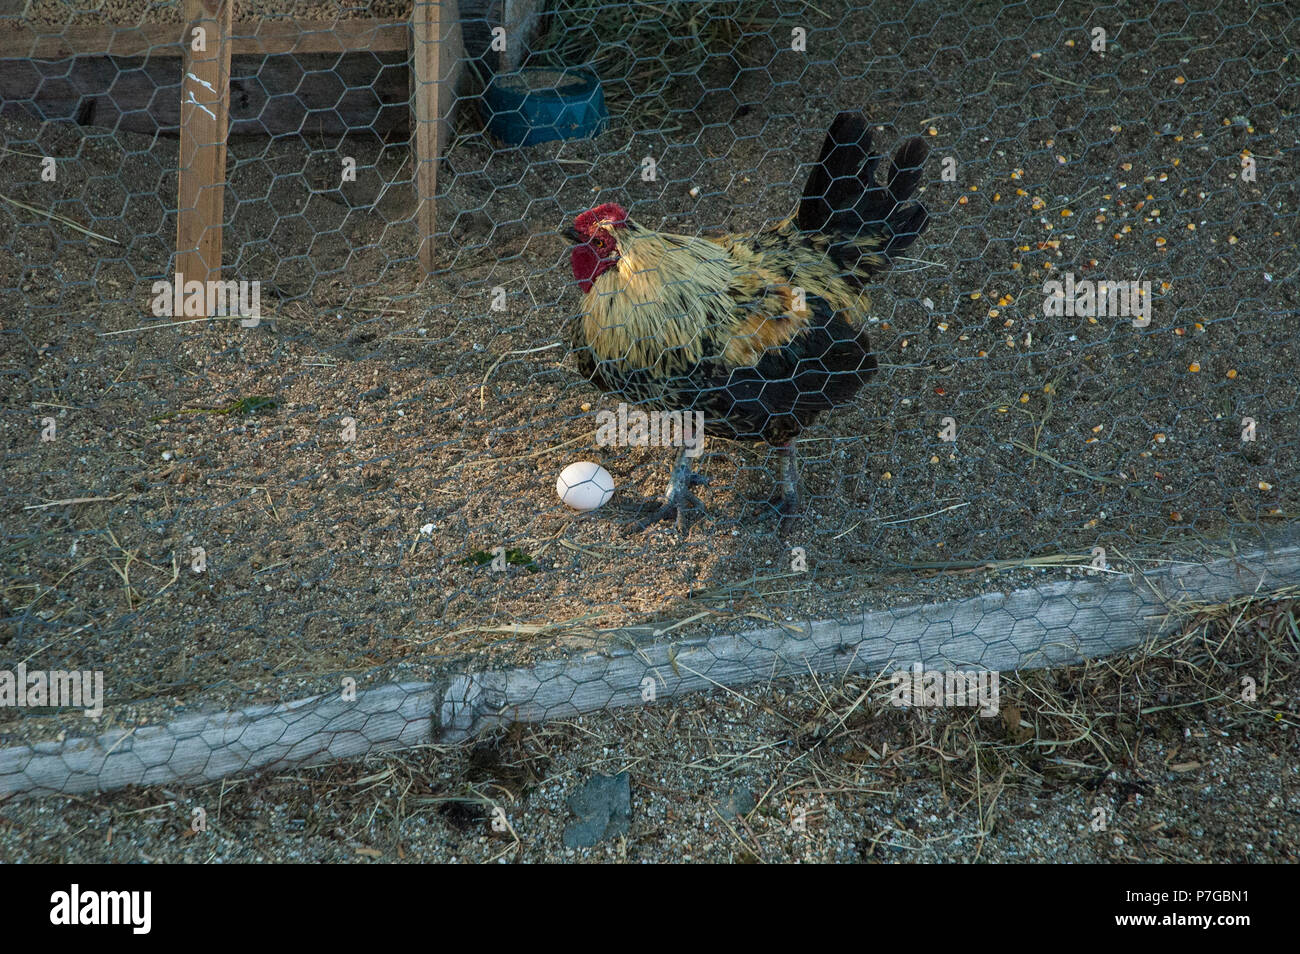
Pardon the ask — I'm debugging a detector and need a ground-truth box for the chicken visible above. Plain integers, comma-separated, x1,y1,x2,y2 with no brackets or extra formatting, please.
563,112,929,530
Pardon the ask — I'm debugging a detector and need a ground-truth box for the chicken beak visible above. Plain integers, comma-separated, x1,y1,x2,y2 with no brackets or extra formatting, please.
562,226,584,244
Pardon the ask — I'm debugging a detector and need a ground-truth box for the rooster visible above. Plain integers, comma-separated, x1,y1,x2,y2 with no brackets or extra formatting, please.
563,112,929,530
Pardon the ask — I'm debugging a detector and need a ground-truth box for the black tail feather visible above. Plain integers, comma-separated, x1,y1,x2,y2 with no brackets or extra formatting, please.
798,111,929,258
799,112,876,229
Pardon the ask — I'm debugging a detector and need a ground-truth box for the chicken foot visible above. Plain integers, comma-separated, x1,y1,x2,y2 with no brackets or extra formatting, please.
636,447,710,532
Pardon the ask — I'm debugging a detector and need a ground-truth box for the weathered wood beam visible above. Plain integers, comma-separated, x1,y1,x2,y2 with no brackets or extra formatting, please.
0,51,411,138
441,531,1300,736
0,19,409,59
0,682,443,798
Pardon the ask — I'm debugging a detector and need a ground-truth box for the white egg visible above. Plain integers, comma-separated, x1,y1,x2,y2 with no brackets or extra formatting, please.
556,461,615,512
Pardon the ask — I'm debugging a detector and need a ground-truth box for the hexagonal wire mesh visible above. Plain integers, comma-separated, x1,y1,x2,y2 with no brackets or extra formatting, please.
0,0,1296,796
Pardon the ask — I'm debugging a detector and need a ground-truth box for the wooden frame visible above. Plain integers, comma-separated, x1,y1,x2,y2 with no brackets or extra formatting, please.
4,9,462,295
0,19,409,59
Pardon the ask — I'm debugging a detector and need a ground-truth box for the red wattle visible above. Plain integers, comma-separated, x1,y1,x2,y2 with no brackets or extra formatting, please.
571,244,602,292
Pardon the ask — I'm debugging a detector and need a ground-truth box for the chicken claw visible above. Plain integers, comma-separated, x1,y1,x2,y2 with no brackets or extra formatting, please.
631,449,710,533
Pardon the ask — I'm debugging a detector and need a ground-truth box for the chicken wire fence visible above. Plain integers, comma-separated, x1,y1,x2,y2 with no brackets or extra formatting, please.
1,0,1297,796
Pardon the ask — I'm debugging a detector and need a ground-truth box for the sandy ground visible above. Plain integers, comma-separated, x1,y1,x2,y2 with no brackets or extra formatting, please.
0,0,1297,858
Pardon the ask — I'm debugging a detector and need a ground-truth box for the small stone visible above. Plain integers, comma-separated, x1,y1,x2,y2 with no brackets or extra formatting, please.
718,788,756,820
563,773,631,849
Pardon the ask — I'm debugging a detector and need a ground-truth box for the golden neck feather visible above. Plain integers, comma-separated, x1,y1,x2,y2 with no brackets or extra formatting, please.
579,225,735,372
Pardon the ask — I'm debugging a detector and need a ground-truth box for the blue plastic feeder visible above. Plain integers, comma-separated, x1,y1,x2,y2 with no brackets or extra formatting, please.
482,67,608,146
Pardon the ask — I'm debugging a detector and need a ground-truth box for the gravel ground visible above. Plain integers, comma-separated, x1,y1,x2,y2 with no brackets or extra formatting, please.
1,0,1297,857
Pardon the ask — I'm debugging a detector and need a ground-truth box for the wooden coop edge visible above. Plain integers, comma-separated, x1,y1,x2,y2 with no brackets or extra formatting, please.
2,529,1298,799
440,528,1300,738
0,19,410,59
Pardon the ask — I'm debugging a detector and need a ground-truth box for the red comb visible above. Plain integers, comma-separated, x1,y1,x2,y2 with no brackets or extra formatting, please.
574,202,628,235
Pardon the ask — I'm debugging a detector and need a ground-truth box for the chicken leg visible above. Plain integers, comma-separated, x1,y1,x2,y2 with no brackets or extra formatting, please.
636,447,710,532
774,440,802,531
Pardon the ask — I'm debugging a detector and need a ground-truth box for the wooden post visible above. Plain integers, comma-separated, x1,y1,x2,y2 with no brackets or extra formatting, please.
411,0,454,272
175,0,232,296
